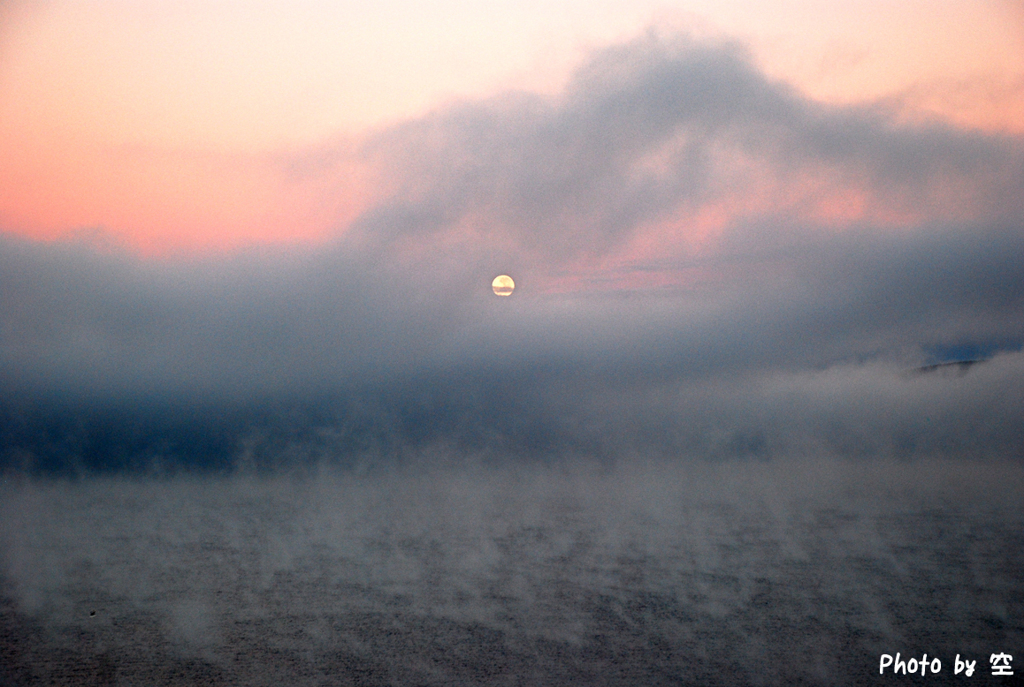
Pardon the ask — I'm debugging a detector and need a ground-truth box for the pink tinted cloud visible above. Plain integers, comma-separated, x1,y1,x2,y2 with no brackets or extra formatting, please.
339,34,1023,295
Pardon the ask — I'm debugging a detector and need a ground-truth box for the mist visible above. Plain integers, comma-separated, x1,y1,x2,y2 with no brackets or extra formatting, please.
3,456,1022,685
1,30,1022,685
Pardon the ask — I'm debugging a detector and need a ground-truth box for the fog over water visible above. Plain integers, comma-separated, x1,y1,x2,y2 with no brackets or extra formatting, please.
2,30,1023,686
3,457,1022,685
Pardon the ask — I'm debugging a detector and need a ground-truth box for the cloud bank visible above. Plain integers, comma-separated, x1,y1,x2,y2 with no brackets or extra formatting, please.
1,33,1022,472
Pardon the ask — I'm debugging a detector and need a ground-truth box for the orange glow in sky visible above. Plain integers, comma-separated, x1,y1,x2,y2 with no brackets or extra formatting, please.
1,0,1021,256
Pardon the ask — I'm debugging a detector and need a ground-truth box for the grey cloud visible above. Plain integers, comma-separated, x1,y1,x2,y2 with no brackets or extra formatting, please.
360,34,1023,259
0,236,481,400
1,33,1022,472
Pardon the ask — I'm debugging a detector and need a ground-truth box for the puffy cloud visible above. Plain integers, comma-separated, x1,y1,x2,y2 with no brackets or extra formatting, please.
359,34,1023,261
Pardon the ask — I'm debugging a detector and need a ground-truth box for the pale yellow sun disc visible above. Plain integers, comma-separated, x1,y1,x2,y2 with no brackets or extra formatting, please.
491,274,515,296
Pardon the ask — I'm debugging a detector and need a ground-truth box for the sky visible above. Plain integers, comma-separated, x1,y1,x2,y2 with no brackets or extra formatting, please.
2,0,1023,254
0,0,1023,472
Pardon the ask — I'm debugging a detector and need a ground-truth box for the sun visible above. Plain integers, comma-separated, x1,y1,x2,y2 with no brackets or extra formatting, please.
491,274,515,296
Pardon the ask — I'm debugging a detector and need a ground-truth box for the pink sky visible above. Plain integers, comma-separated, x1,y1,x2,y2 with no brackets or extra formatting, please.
1,0,1021,256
